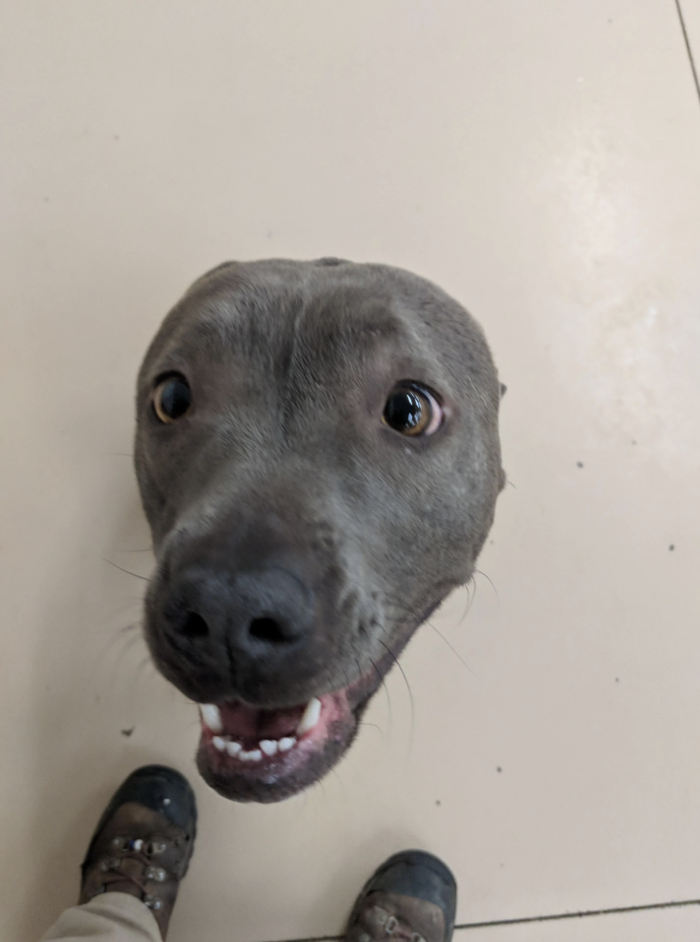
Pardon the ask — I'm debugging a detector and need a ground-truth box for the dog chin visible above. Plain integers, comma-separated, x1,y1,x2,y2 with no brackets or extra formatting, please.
194,683,374,802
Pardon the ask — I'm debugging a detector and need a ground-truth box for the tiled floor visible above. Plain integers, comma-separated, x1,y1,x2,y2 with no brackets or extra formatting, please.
454,903,700,941
2,2,700,941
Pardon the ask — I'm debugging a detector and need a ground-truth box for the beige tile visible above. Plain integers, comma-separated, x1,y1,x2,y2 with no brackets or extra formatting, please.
677,0,700,88
458,904,700,941
2,2,700,942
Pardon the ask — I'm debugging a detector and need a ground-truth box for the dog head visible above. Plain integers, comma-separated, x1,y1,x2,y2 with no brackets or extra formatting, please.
134,258,505,801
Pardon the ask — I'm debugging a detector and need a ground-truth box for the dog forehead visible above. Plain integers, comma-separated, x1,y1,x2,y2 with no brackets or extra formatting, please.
193,282,410,353
145,259,481,382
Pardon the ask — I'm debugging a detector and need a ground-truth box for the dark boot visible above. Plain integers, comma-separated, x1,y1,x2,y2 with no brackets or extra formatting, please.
346,851,457,942
79,765,197,939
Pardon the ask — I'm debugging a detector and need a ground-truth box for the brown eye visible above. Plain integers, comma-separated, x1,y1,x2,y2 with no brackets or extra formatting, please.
382,384,443,436
153,374,192,423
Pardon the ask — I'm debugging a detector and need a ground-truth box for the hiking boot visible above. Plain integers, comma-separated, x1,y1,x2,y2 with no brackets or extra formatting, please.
79,765,197,939
346,850,457,942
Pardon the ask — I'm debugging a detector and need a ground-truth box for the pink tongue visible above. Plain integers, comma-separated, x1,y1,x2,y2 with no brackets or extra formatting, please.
218,701,306,741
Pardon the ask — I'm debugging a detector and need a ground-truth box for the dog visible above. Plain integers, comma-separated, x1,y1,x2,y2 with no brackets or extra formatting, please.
134,258,505,802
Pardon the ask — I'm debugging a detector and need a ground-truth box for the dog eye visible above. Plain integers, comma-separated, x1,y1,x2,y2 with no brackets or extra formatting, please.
153,375,192,423
382,384,443,436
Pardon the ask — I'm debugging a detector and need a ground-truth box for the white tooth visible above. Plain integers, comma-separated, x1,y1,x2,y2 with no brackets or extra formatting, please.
260,739,278,757
296,697,321,736
239,748,263,762
226,740,241,757
212,736,226,752
278,736,296,752
200,704,223,734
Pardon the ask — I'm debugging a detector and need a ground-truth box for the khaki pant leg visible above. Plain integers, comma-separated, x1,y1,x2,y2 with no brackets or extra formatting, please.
40,892,161,942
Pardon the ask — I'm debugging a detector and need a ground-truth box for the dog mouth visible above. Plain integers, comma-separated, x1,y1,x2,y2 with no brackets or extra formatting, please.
195,680,373,802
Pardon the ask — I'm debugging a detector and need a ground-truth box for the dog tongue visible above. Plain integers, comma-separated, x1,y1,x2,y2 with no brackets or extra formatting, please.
218,700,306,740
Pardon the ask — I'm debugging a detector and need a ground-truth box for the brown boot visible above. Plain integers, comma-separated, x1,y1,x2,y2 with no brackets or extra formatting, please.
79,765,197,939
346,851,457,942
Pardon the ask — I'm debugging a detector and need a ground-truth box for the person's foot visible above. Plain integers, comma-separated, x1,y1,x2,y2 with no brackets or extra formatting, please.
79,764,197,939
346,851,457,942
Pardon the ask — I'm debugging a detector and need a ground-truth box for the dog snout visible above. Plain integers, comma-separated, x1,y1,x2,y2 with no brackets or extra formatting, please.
144,498,353,703
165,565,314,666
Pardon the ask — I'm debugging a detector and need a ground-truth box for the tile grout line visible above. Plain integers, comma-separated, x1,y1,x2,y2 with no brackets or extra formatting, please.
259,897,700,942
454,895,700,931
674,0,700,107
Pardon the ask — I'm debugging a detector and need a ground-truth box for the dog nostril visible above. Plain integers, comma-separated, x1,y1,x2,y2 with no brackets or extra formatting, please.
249,617,289,645
182,612,209,639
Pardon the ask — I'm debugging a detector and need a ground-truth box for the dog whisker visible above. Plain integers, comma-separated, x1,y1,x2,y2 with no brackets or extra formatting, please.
428,621,477,678
95,622,143,665
456,574,477,624
116,632,147,662
358,722,384,738
135,655,157,684
376,638,415,764
101,557,150,582
366,655,392,739
474,568,499,601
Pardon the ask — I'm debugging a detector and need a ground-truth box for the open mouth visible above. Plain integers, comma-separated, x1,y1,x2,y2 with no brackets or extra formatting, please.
195,682,371,802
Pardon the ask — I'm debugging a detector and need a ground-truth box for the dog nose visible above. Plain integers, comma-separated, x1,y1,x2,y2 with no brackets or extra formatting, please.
170,567,314,663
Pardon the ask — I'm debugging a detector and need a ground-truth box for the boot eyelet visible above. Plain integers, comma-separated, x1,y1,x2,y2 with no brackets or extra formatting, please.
145,840,167,856
385,916,398,935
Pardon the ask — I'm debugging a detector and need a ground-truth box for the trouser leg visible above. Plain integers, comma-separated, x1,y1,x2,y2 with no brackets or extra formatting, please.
40,891,162,942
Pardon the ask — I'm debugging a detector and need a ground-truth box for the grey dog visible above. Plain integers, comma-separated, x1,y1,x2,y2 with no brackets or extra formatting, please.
134,258,505,803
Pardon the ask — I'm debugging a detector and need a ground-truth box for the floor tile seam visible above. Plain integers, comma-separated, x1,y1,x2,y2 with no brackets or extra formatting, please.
255,896,700,942
674,0,700,107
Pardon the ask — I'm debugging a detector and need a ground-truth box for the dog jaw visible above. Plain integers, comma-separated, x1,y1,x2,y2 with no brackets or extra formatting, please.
194,683,375,802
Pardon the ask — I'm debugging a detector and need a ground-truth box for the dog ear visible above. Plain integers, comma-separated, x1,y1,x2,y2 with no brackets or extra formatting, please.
500,382,507,398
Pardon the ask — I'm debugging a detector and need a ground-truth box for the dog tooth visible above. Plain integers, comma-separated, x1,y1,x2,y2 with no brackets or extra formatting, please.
226,740,241,757
212,736,226,752
200,704,223,733
296,697,321,736
278,736,296,752
260,739,278,757
239,748,263,762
